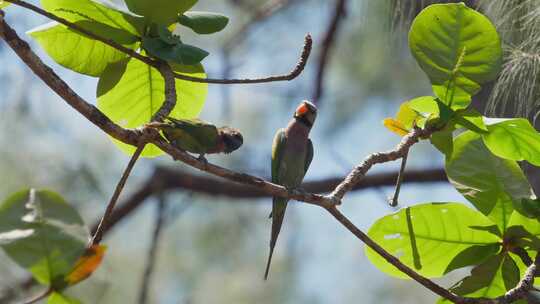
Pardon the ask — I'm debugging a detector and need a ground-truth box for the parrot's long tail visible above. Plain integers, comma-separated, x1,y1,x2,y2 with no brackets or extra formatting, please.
264,244,276,280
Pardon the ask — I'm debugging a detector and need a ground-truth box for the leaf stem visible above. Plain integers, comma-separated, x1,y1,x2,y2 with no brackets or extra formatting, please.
390,151,408,207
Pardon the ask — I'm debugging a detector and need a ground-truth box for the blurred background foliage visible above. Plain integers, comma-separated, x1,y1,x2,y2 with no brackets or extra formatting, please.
0,0,538,303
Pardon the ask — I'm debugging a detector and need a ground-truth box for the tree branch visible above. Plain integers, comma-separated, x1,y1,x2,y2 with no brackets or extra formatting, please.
3,0,312,85
91,166,447,238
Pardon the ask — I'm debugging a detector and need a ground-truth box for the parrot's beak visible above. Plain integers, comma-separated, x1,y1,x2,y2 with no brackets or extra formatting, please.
294,100,317,127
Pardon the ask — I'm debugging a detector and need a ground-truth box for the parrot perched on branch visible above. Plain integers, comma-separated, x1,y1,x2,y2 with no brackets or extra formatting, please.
147,117,243,159
264,100,317,280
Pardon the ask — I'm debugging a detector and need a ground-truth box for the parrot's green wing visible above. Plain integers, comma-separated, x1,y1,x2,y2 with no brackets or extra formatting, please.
304,139,314,176
271,129,287,184
165,117,219,153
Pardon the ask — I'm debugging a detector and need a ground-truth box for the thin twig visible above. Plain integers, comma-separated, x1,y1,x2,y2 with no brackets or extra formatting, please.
21,287,52,304
313,0,347,105
4,0,312,85
138,196,167,304
90,143,145,246
389,150,408,207
327,127,431,205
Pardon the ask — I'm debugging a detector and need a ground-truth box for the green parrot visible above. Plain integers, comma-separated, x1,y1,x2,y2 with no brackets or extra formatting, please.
147,117,243,158
264,100,317,280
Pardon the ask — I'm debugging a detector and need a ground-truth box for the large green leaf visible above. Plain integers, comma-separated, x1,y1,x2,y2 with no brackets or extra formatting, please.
97,58,207,157
366,203,500,279
439,254,523,303
0,189,87,287
41,0,144,36
431,129,454,156
446,131,534,230
483,118,540,166
124,0,197,26
409,3,502,109
0,1,10,9
178,12,229,34
28,22,137,77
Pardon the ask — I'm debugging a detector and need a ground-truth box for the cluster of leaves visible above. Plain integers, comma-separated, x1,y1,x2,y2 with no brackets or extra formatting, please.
22,0,230,157
375,3,540,302
0,189,105,303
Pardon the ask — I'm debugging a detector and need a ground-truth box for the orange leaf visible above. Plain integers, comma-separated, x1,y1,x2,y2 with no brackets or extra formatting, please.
383,118,409,136
65,245,107,286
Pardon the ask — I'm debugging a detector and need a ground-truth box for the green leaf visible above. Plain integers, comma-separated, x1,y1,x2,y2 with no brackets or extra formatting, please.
469,225,502,238
124,0,197,26
48,292,82,304
446,131,534,230
408,96,455,129
453,109,488,133
28,22,137,77
97,58,207,157
41,0,144,36
512,198,540,220
0,189,87,287
178,12,229,34
366,203,500,279
430,129,453,156
409,3,502,109
408,96,440,117
508,211,540,238
0,1,10,9
438,254,521,303
444,244,500,274
483,118,540,166
142,36,209,65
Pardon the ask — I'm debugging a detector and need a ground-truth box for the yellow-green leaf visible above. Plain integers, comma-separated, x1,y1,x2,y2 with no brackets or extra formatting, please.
28,22,136,77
